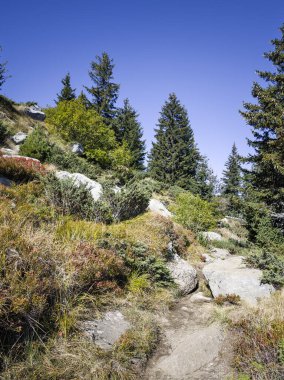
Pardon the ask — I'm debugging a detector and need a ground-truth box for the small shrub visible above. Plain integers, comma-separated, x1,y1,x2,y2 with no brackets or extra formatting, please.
115,180,151,221
0,156,44,182
0,120,8,143
128,273,152,294
19,127,54,162
247,249,284,288
44,174,97,220
214,294,241,306
173,192,217,232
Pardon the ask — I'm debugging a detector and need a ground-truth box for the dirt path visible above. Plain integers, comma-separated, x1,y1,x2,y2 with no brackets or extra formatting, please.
144,294,234,380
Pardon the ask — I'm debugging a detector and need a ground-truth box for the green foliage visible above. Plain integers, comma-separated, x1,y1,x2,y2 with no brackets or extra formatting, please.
222,143,242,197
19,127,54,162
49,150,101,179
240,24,284,211
247,250,284,288
43,175,97,220
148,93,199,190
173,192,217,232
56,72,76,103
114,180,151,221
0,46,9,91
84,52,120,118
0,120,8,143
45,98,117,167
128,273,151,294
195,155,217,200
113,98,146,170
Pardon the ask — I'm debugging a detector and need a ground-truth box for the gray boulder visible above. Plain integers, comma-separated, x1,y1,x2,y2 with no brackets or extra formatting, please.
201,231,223,241
12,132,28,144
80,311,131,349
166,254,197,294
55,171,103,201
148,198,172,218
24,105,46,121
71,143,84,155
0,177,12,187
203,256,275,305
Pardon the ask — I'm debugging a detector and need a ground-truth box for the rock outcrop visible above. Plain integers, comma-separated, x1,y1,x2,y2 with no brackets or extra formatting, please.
55,171,103,201
24,105,46,121
203,255,275,305
166,254,197,294
148,198,172,218
80,311,131,349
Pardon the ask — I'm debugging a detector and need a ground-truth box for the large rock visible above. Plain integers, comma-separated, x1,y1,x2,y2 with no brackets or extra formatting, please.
80,311,131,349
24,105,46,121
201,231,223,241
12,132,28,144
55,171,103,201
203,256,275,305
148,198,172,218
166,254,197,294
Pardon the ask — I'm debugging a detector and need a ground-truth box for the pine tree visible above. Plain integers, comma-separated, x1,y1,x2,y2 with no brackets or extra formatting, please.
240,24,284,210
0,46,9,91
196,155,217,200
113,99,146,170
148,93,199,189
222,143,242,196
85,52,119,118
56,73,76,103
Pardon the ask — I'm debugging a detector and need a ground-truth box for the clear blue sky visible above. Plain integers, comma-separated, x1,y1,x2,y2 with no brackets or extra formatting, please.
1,0,283,176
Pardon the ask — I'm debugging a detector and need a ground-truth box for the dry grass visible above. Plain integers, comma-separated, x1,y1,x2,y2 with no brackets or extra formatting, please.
231,292,284,379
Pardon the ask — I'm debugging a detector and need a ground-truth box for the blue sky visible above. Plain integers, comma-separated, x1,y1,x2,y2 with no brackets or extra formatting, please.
1,0,283,176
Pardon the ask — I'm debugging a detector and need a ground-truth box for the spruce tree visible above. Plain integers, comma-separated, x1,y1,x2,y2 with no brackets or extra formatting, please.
240,24,284,210
222,143,242,196
85,52,119,118
56,73,76,103
0,46,9,91
148,93,199,189
113,99,146,170
196,155,217,200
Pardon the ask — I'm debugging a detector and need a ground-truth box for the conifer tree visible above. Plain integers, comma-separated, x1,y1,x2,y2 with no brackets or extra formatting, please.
85,52,119,118
0,46,9,91
113,98,146,170
56,73,76,103
148,93,199,189
196,155,217,200
240,24,284,210
222,143,242,196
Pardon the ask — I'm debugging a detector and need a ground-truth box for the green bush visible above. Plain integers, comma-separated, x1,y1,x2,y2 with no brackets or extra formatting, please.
19,127,54,162
247,249,284,288
44,175,96,220
0,120,8,143
115,180,151,221
49,150,101,180
45,98,131,168
173,192,217,232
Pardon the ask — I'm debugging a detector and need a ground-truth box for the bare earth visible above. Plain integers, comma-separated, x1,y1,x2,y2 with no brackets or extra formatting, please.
144,294,234,380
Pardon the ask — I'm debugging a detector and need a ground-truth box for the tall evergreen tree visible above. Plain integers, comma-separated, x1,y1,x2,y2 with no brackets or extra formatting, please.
196,155,217,200
56,73,76,103
0,46,9,91
148,93,199,189
113,99,146,170
222,143,242,196
240,24,284,210
85,52,119,118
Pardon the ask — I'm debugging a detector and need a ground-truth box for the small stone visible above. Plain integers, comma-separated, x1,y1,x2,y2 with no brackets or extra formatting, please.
201,231,223,241
148,198,172,218
12,132,28,144
166,254,197,294
190,292,212,303
71,143,84,155
0,177,12,187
